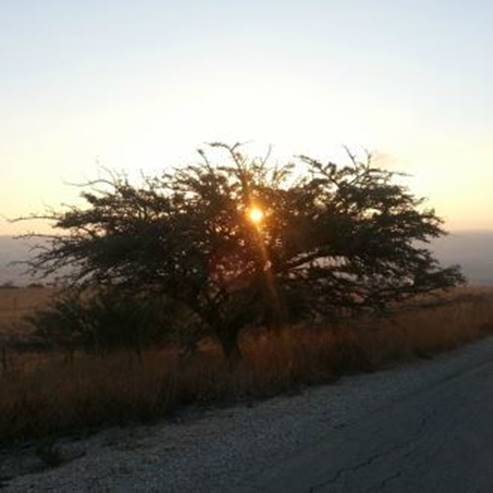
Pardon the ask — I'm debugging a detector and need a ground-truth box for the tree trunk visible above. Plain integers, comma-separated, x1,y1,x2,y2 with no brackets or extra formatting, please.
203,308,243,367
219,330,242,368
261,267,286,333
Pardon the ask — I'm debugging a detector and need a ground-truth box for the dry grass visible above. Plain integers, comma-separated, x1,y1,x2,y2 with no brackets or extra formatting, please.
1,287,493,444
0,287,56,337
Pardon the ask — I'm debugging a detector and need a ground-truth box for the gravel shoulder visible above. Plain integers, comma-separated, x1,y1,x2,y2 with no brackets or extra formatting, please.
3,337,493,492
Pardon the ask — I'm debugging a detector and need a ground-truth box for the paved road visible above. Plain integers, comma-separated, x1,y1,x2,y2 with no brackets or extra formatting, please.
4,338,493,492
257,349,493,492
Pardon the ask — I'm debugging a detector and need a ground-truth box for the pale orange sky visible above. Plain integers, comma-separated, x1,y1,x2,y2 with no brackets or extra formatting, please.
2,1,493,235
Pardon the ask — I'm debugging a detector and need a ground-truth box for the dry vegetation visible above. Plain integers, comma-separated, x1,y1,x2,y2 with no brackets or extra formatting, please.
0,286,55,336
1,287,493,444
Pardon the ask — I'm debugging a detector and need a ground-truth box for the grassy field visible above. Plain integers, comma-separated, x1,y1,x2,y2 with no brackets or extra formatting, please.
1,286,493,443
0,286,55,337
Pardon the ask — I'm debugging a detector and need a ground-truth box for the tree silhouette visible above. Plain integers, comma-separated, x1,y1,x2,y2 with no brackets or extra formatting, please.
20,143,464,361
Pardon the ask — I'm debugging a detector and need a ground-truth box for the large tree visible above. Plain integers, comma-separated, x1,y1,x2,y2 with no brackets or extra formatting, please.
20,143,464,360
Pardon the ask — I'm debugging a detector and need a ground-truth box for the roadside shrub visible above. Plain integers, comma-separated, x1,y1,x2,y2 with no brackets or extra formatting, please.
25,290,171,356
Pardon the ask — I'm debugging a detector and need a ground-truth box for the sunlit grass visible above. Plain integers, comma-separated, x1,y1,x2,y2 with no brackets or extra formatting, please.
1,287,493,443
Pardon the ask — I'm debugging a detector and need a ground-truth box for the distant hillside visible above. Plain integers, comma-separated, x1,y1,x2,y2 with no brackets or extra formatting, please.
430,231,493,286
0,236,41,285
1,232,492,286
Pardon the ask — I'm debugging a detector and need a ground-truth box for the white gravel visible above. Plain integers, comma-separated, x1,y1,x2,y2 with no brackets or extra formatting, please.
3,337,493,492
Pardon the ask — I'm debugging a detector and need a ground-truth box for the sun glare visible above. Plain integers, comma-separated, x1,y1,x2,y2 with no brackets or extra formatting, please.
247,206,264,225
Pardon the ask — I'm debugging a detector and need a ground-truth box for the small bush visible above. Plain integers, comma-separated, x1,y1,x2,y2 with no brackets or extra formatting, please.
25,290,173,355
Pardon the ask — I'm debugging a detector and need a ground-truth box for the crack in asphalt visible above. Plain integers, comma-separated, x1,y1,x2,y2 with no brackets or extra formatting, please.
372,470,403,492
305,359,493,492
308,407,437,492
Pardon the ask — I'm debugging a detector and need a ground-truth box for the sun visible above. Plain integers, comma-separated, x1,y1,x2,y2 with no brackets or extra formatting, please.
247,206,264,225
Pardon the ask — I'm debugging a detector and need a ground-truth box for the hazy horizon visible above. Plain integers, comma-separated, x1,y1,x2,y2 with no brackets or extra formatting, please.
2,231,493,287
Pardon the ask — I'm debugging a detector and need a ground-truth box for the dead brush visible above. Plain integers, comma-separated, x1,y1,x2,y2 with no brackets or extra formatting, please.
1,288,493,444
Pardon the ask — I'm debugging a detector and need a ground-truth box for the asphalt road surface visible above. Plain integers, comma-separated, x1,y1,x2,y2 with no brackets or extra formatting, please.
257,350,493,492
4,337,493,492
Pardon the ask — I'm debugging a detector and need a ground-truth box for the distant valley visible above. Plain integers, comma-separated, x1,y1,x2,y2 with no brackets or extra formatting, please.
431,231,493,286
1,232,492,286
0,236,42,285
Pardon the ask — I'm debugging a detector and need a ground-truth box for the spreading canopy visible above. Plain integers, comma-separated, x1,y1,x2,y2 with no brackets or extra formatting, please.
20,143,464,356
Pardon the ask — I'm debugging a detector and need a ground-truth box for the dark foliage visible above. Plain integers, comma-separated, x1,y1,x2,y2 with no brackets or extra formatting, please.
26,290,172,355
18,143,464,360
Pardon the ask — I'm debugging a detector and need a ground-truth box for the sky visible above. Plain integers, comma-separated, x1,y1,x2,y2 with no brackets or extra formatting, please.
1,0,493,234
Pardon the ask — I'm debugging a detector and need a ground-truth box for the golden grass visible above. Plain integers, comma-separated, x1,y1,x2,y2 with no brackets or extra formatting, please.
0,287,56,336
1,287,493,443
